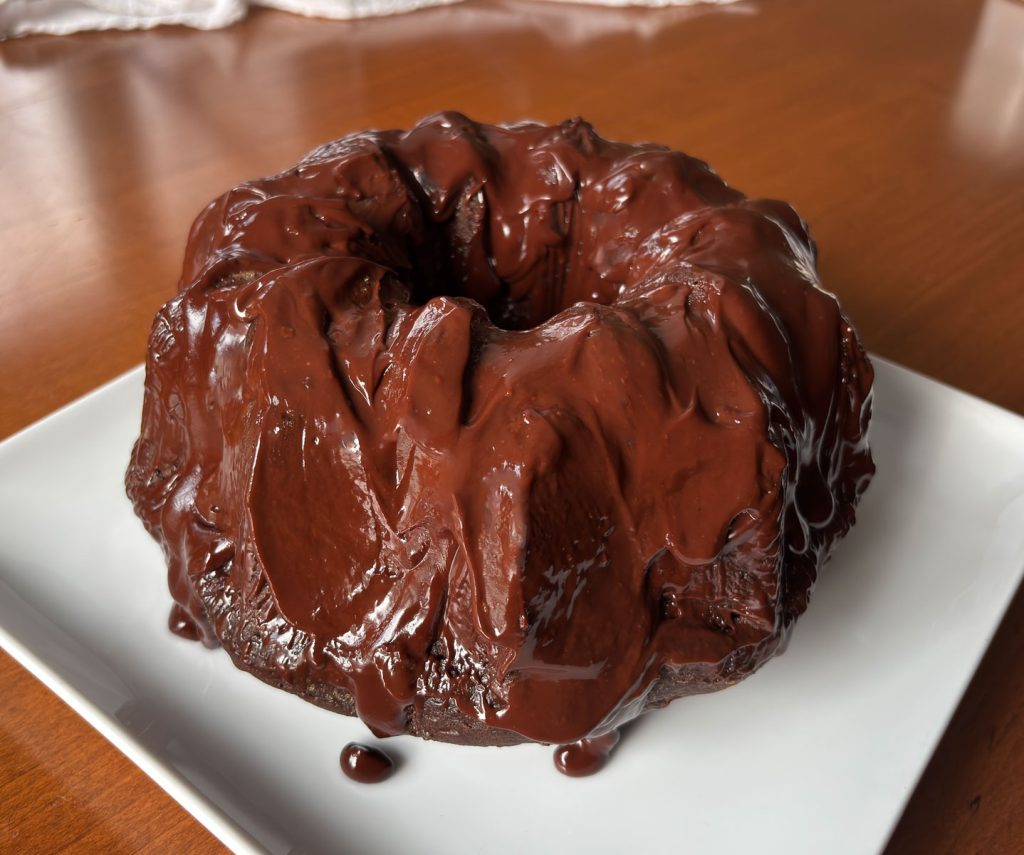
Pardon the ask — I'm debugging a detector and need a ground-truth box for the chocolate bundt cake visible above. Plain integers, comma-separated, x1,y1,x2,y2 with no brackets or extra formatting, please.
126,112,875,748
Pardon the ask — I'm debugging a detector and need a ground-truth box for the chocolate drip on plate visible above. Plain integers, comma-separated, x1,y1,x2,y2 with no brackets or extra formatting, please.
340,743,395,784
554,730,621,777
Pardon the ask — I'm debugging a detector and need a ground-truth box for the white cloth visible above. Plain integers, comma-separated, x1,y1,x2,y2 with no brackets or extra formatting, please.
0,0,737,39
0,0,246,35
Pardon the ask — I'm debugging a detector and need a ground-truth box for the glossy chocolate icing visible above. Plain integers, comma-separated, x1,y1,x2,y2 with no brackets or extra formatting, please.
126,112,874,747
554,730,621,777
340,743,395,784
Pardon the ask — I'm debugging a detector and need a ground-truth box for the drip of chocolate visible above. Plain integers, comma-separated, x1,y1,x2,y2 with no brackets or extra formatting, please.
553,730,621,777
340,743,395,784
126,112,874,748
168,603,201,641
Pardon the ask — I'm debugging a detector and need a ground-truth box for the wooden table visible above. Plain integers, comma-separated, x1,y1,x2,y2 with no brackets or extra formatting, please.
2,0,1022,850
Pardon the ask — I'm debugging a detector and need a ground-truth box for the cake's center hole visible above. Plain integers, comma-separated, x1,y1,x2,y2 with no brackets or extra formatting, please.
405,250,621,332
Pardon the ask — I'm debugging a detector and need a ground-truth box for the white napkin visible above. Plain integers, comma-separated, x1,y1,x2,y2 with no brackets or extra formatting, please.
546,0,736,6
0,0,245,36
0,0,737,39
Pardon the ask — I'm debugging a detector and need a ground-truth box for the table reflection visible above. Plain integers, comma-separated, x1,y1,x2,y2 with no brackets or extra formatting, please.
951,0,1024,165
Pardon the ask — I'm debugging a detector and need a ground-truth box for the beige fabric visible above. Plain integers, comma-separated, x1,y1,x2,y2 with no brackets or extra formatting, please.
0,0,738,39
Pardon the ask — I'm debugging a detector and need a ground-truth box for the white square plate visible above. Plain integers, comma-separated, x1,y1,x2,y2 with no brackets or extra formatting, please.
1,359,1023,855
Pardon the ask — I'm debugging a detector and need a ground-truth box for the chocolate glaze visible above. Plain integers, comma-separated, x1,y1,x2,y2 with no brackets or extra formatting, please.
340,742,395,784
168,603,202,641
554,730,621,777
126,112,874,747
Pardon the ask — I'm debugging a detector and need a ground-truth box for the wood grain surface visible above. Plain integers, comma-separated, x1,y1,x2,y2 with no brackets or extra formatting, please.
1,0,1022,851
